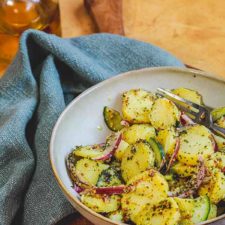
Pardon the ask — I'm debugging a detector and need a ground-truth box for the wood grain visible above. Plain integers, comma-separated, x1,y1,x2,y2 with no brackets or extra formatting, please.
59,0,225,78
57,213,93,225
84,0,124,35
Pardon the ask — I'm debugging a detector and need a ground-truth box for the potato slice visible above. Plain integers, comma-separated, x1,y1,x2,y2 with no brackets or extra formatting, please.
171,162,198,177
205,152,225,171
213,134,225,150
199,169,225,204
121,124,156,144
216,116,225,129
121,194,152,222
114,139,130,160
73,144,103,159
211,106,225,121
81,194,120,213
122,89,155,123
156,127,177,155
121,170,169,221
121,141,155,182
172,87,203,105
108,210,124,223
134,198,180,225
177,125,214,165
149,98,180,130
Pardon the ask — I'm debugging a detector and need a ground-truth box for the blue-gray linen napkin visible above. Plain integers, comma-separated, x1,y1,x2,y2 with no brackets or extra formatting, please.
0,29,185,225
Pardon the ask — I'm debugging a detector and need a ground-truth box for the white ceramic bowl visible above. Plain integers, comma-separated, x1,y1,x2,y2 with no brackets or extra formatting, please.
49,67,225,225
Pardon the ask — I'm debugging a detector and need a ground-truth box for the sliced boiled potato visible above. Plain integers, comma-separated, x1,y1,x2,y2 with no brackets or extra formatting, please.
213,110,225,134
121,194,152,222
122,169,169,221
134,198,180,225
177,125,214,166
172,87,203,105
114,139,130,160
75,159,109,186
121,124,156,144
108,210,124,223
121,141,155,182
97,167,122,187
127,169,169,202
81,194,121,213
156,127,177,155
171,162,198,177
174,196,210,225
199,169,225,204
215,116,225,128
211,106,225,121
205,152,225,171
213,134,225,150
149,98,180,130
122,89,155,123
73,144,103,159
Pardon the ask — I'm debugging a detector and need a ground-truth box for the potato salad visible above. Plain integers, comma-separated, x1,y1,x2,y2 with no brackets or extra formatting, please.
67,87,225,225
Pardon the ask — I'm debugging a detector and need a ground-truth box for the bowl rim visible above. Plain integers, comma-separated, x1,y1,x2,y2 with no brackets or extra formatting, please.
49,66,225,225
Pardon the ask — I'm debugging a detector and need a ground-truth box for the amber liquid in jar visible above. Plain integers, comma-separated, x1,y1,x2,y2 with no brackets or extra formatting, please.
0,0,60,75
0,0,52,34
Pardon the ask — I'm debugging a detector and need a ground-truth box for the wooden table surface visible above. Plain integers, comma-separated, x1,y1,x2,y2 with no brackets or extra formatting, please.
60,0,225,78
58,1,225,224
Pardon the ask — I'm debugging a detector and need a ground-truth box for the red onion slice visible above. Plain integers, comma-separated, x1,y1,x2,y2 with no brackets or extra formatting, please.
221,167,225,173
195,156,206,189
166,138,180,172
210,135,218,152
94,185,127,195
120,120,130,127
93,132,122,161
80,185,129,195
74,183,85,193
180,112,195,126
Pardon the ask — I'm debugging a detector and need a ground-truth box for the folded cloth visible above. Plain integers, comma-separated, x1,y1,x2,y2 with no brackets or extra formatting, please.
0,29,183,225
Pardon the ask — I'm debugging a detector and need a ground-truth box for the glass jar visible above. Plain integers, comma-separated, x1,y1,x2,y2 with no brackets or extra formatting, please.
0,0,58,35
0,0,60,76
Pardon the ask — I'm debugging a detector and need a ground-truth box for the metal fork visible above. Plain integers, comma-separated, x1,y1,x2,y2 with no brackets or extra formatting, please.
156,88,225,138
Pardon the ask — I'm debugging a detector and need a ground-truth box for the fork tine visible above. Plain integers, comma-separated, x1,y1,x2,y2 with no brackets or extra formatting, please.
175,104,198,118
156,89,225,137
156,91,198,118
157,88,202,110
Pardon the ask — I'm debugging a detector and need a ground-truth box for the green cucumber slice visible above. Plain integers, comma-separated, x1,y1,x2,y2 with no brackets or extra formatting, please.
97,167,122,187
164,174,174,181
174,195,211,224
148,138,165,168
103,106,124,131
207,204,217,220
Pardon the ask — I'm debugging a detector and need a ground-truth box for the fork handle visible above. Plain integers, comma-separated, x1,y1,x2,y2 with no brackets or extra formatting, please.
211,124,225,138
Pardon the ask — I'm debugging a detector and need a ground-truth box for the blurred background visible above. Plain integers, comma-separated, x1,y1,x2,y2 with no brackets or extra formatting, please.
1,0,225,78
